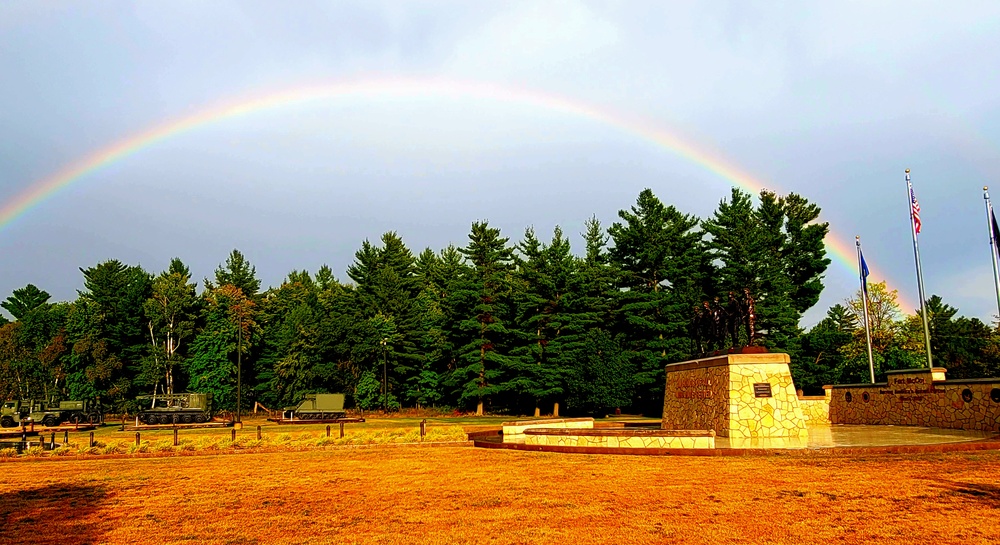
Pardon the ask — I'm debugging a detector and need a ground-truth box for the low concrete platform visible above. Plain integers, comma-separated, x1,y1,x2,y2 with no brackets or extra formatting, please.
472,423,1000,456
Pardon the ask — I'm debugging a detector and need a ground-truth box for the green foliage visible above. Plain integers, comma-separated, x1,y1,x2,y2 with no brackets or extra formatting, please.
797,305,853,393
354,368,399,411
207,249,261,297
924,295,1000,379
703,188,831,354
8,188,1000,420
75,260,153,404
608,189,707,412
186,284,258,412
142,258,199,395
449,221,519,414
2,284,51,320
508,226,578,414
566,329,634,415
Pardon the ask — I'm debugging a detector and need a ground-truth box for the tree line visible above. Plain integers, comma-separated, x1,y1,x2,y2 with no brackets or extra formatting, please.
1,187,995,416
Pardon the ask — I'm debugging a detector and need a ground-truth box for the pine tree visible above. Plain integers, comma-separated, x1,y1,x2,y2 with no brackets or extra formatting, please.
562,216,625,413
2,284,51,320
256,270,336,407
450,221,518,415
345,232,422,408
609,189,707,413
510,226,577,416
73,260,153,406
703,188,830,353
207,249,261,297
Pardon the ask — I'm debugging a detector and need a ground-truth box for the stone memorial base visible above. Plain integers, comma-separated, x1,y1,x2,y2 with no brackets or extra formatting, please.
828,368,1000,431
662,353,808,438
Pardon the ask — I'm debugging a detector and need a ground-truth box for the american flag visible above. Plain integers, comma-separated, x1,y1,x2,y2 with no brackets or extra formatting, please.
910,184,922,234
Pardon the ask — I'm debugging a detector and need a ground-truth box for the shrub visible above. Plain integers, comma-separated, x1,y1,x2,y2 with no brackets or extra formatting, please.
103,441,128,455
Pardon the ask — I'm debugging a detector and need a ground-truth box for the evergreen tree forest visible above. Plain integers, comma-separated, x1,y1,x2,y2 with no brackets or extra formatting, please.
2,188,998,416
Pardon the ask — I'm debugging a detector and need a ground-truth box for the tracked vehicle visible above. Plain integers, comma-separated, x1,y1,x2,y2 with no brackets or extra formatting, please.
136,393,213,425
282,393,346,420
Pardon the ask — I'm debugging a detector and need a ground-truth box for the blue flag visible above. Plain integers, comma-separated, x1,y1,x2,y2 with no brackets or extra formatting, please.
860,249,870,295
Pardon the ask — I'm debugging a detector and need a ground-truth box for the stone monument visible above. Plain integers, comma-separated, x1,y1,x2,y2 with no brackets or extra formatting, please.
661,352,808,439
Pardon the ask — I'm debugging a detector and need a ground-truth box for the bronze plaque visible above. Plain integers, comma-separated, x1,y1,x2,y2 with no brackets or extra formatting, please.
753,383,772,398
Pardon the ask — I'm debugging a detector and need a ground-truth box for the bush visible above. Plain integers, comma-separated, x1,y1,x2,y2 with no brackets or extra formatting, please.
103,441,128,455
355,369,401,411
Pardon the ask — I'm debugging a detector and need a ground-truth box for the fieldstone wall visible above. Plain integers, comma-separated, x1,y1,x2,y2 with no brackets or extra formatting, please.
829,368,1000,432
798,396,831,425
662,353,808,438
524,428,715,449
660,362,730,433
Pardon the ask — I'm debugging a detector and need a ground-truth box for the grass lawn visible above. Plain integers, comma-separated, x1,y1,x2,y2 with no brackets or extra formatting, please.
1,444,998,544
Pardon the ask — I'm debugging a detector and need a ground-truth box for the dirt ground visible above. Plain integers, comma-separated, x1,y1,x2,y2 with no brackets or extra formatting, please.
1,447,999,544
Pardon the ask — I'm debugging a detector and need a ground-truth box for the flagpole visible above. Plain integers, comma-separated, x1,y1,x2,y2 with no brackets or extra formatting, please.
857,236,876,383
906,169,933,369
984,186,1000,321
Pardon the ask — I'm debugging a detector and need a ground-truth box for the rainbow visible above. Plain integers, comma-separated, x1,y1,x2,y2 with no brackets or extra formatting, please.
0,77,899,305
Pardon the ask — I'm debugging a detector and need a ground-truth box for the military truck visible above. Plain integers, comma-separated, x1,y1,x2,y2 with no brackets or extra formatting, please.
136,392,213,425
282,393,346,421
1,399,65,428
56,399,102,424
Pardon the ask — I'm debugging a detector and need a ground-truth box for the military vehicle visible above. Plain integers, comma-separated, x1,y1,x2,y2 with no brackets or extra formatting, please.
136,392,213,425
55,400,102,424
1,399,66,428
282,393,346,420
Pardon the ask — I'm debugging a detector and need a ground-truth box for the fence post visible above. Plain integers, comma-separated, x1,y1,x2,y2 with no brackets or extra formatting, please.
173,428,179,446
89,431,95,448
50,432,55,448
420,419,426,440
339,422,345,438
231,428,237,443
64,430,69,445
135,432,140,446
257,425,262,441
326,425,331,437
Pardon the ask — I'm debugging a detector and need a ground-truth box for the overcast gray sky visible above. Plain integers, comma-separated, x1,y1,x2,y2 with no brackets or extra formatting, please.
2,1,1000,326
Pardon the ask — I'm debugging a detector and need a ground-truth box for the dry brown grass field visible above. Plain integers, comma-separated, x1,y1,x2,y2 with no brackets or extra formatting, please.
2,440,999,545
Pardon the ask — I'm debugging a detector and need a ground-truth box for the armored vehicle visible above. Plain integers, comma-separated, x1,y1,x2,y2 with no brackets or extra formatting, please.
282,393,346,420
136,392,213,425
1,399,65,428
